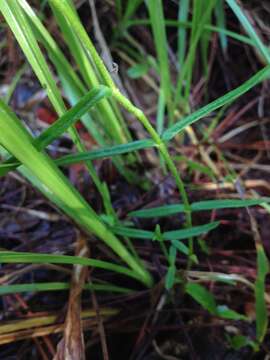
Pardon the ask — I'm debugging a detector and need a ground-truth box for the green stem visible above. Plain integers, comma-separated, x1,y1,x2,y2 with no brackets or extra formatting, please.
113,89,192,237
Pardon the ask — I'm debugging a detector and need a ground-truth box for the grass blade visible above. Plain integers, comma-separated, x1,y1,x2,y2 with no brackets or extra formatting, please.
163,221,219,240
178,0,190,68
119,0,143,33
165,245,177,289
49,0,130,142
215,0,228,55
113,221,219,240
129,198,270,218
55,139,155,166
0,0,65,114
146,0,173,122
0,86,112,176
156,89,165,135
0,139,155,172
255,244,270,343
0,251,141,282
128,19,256,47
186,283,247,320
0,282,132,295
163,65,270,141
226,0,270,64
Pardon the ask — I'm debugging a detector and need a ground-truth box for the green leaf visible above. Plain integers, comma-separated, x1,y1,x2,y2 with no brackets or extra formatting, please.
129,198,270,218
216,305,247,321
163,65,270,141
228,335,258,351
0,251,139,281
163,221,219,241
255,244,270,343
121,0,144,31
186,283,217,314
128,19,255,47
127,63,149,78
146,0,173,121
156,89,165,134
165,264,176,290
19,0,133,178
48,0,131,145
186,284,247,320
165,245,177,290
229,335,249,350
112,221,219,241
177,0,190,68
0,86,112,176
0,0,65,114
112,226,153,239
55,139,155,166
215,0,227,55
0,139,155,172
0,282,132,295
171,240,189,256
226,0,270,64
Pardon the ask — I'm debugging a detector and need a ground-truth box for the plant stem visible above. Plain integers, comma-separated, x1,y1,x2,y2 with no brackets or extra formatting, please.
113,89,192,236
50,0,193,252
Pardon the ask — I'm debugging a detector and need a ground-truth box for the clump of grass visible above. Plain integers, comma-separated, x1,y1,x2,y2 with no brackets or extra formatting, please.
0,0,270,354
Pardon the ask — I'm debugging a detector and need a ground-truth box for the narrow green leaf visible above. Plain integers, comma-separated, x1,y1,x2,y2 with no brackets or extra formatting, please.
35,86,111,150
0,282,132,295
128,19,255,47
113,226,153,239
255,244,270,343
177,0,190,68
186,283,217,314
171,239,189,255
215,0,227,55
216,305,247,321
226,0,270,64
163,221,219,240
0,86,112,176
121,0,143,30
163,65,270,141
146,0,173,121
127,63,149,78
165,245,177,289
55,139,155,166
228,335,258,351
114,0,123,20
129,198,270,218
186,283,248,320
49,0,133,146
156,89,165,135
19,0,132,178
165,264,176,290
112,221,218,240
0,139,155,172
0,0,65,115
0,251,139,281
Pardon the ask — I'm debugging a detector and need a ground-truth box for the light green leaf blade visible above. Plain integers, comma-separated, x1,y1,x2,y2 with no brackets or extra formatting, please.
226,0,270,64
186,283,217,314
0,251,139,281
163,65,270,141
129,198,270,218
255,244,270,343
0,86,112,176
0,282,132,295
